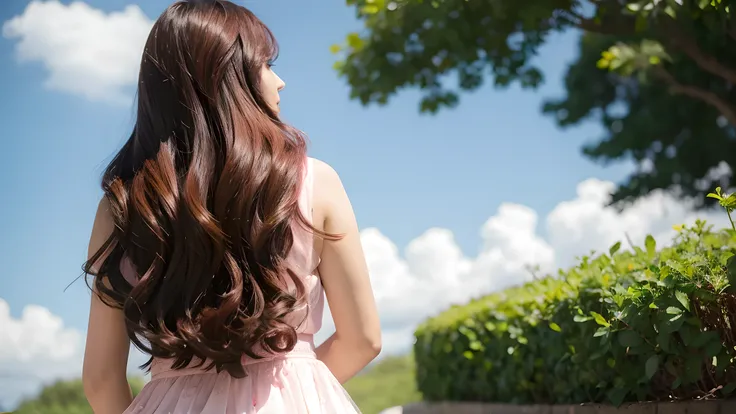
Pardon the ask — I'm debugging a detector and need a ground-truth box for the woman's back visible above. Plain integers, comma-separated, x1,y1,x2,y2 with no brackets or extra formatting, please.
80,1,381,413
124,158,360,413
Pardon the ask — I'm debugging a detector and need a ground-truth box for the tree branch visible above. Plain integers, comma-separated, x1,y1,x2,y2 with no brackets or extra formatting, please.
576,16,637,36
571,0,639,35
659,18,736,86
564,8,586,22
654,66,736,126
575,8,736,86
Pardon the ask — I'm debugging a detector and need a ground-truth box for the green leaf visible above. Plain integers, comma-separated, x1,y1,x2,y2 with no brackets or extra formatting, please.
705,339,722,357
666,306,683,315
329,44,342,54
660,312,685,332
635,13,648,32
720,251,734,266
609,241,622,256
722,194,736,209
594,327,610,337
346,32,364,51
549,322,562,332
666,260,687,276
645,235,656,258
360,4,380,13
672,376,682,389
332,60,345,72
591,311,610,327
726,255,736,290
674,291,690,311
574,314,592,322
606,387,628,407
618,330,643,348
684,355,703,382
679,324,697,347
645,355,659,379
688,329,721,348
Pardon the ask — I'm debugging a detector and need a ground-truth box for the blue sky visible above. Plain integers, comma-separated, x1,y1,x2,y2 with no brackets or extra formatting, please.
6,0,720,407
0,0,629,333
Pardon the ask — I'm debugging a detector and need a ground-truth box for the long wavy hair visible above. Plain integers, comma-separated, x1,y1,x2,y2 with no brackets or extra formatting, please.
84,0,329,378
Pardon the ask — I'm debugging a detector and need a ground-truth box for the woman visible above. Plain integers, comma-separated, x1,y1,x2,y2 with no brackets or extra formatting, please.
81,1,381,412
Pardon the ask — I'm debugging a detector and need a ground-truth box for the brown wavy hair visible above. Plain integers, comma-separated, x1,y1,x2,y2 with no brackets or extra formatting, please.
84,0,328,378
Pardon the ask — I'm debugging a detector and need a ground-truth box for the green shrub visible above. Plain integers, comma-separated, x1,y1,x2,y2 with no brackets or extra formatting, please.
414,189,736,405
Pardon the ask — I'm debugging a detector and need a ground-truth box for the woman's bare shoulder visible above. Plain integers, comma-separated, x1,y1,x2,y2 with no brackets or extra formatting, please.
310,157,340,184
309,157,351,224
311,157,345,197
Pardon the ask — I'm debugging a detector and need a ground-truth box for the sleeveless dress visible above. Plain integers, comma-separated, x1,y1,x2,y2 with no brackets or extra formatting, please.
122,158,362,413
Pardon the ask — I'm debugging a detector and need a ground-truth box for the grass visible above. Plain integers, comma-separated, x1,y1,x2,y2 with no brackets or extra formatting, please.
345,354,422,414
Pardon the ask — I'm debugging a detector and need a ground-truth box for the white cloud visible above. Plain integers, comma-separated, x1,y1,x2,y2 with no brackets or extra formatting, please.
2,1,152,104
0,299,79,362
546,179,728,267
1,178,729,406
0,298,83,408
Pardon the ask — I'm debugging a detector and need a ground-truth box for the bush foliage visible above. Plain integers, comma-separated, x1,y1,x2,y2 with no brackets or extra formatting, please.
414,189,736,405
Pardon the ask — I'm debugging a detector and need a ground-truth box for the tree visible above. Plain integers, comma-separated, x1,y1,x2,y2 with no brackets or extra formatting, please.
543,31,736,206
332,0,736,207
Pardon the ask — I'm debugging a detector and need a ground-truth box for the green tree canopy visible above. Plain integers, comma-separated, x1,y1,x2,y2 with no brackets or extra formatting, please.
333,0,736,207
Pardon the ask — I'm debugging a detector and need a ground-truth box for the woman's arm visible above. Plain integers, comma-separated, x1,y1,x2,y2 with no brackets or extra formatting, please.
313,159,382,383
82,198,135,413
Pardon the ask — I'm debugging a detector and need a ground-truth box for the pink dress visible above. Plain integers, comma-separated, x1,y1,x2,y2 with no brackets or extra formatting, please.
123,158,362,413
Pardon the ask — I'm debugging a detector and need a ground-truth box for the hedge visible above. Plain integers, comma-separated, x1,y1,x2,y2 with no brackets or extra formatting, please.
414,188,736,406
